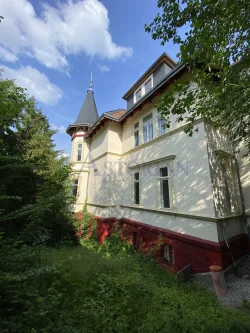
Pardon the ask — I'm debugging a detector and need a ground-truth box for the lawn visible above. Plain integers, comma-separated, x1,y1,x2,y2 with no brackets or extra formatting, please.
1,234,250,333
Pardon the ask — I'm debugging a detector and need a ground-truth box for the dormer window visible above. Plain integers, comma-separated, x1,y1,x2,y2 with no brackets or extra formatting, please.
145,78,153,94
135,88,142,102
134,74,153,104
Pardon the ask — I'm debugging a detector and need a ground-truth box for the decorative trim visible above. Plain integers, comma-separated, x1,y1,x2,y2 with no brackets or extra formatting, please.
120,204,242,223
71,161,90,165
71,169,89,173
72,134,85,140
129,155,175,169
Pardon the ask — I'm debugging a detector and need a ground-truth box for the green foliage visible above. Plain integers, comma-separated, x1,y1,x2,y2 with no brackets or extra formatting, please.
1,238,250,333
145,0,250,155
239,298,250,315
0,76,76,243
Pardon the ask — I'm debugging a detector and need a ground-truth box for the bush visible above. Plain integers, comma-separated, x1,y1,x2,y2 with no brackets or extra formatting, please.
1,232,250,333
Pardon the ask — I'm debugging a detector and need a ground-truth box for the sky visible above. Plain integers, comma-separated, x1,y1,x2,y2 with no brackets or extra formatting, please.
0,0,180,155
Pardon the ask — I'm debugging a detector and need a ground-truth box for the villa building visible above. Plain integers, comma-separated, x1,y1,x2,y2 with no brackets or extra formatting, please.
66,53,249,275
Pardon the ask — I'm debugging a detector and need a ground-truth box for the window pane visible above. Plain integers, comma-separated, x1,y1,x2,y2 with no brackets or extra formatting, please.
162,179,170,208
77,150,82,161
221,163,232,211
73,179,78,197
77,144,82,149
134,130,139,147
160,167,168,177
145,79,152,93
158,116,166,135
136,89,141,101
164,245,174,265
134,172,139,180
143,125,147,143
134,182,140,204
148,121,153,140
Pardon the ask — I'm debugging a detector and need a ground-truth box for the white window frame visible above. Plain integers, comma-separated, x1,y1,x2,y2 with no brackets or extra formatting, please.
158,164,171,209
133,74,153,104
132,171,140,205
143,112,154,143
77,143,82,161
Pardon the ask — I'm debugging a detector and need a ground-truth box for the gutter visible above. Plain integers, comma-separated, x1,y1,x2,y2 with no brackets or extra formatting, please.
84,113,121,139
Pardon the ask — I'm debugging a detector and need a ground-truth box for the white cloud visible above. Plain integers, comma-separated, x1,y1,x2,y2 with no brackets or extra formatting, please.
51,124,67,134
1,65,62,105
0,46,18,63
0,0,132,72
98,64,110,73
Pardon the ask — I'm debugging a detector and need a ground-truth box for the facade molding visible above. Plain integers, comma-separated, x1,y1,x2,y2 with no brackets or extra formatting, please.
129,155,176,169
120,205,242,223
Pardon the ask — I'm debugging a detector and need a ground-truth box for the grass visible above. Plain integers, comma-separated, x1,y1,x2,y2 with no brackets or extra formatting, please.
1,234,250,333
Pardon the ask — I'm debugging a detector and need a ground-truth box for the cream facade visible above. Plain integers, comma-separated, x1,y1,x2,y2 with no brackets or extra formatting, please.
67,53,249,274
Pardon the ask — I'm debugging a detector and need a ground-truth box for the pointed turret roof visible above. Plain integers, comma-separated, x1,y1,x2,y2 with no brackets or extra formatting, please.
73,89,99,126
66,73,99,134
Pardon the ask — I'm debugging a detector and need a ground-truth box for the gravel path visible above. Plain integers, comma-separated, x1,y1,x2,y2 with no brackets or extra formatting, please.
209,257,250,309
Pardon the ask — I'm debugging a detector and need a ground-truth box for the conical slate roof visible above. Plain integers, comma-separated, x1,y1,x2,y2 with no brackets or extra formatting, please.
73,89,99,127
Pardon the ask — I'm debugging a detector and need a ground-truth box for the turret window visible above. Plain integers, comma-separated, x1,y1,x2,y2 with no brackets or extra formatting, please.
72,179,79,198
77,143,82,161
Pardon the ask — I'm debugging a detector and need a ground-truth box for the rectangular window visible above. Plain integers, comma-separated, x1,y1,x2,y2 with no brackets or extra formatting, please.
72,179,78,198
143,113,153,143
134,122,139,147
135,89,141,102
221,162,232,212
133,172,140,205
158,112,166,136
159,166,170,208
77,143,82,161
145,78,152,94
163,244,174,265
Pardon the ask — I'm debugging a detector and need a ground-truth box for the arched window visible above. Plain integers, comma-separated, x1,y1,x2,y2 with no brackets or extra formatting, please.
77,143,82,161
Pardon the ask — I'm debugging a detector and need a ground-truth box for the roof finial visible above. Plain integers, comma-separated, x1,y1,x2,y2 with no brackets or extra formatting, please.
89,71,93,91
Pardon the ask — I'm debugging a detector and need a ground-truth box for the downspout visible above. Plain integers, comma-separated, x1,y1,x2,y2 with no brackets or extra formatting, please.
234,157,249,237
222,222,237,274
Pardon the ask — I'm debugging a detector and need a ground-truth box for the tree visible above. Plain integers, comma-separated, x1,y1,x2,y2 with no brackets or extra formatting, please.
145,0,250,155
0,77,75,242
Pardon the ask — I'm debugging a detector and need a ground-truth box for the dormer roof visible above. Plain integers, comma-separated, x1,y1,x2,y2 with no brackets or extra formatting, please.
122,53,176,100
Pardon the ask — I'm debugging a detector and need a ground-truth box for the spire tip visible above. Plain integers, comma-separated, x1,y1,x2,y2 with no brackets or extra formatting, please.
89,71,93,91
